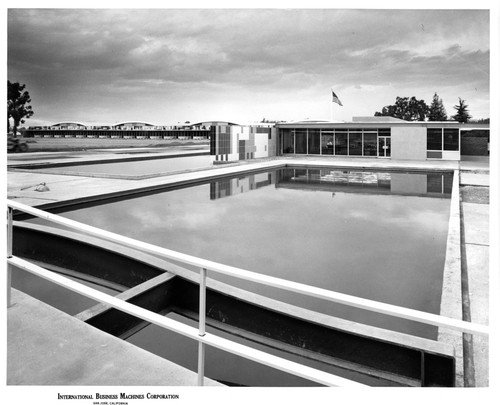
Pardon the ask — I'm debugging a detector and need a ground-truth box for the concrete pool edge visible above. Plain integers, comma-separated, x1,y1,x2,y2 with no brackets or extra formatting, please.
13,221,455,354
8,157,459,212
438,169,464,387
7,152,214,181
7,156,473,387
7,149,210,169
12,221,457,386
7,288,223,386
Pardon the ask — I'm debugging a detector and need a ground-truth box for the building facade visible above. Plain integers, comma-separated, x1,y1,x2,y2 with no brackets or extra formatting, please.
210,124,277,162
276,117,490,161
24,121,213,140
25,117,489,162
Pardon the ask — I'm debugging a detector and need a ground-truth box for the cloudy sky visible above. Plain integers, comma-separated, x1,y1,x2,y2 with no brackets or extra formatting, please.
7,7,491,126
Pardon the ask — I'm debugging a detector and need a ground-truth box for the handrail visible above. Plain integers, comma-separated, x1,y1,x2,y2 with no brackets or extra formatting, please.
6,199,489,337
7,255,365,387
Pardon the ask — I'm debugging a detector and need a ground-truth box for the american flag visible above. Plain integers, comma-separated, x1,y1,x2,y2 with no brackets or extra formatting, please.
331,89,343,106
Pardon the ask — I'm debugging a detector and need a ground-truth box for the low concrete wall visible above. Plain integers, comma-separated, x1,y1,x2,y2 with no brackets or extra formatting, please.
438,169,464,386
12,221,457,387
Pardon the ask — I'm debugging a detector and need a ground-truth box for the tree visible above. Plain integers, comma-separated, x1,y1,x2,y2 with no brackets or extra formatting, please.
260,118,285,123
8,80,34,136
428,92,448,121
452,98,471,123
374,96,429,121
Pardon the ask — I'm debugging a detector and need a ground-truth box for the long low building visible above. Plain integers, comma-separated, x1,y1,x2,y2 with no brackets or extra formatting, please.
209,117,489,162
24,121,214,140
25,117,489,162
275,117,490,161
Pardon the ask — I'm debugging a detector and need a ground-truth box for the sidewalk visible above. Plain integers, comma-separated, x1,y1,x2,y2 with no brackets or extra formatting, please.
7,288,222,386
458,158,490,387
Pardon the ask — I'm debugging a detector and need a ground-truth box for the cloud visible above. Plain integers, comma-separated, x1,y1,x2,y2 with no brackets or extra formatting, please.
7,9,490,124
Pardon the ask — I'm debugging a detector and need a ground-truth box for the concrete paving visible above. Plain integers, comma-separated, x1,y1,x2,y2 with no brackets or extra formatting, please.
460,173,489,186
7,146,209,167
463,203,490,246
459,156,490,172
7,289,222,386
465,243,489,388
460,199,490,386
457,158,490,387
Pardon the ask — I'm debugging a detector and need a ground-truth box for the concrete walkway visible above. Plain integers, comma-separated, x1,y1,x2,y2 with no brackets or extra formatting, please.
7,289,222,386
7,145,209,167
459,157,490,387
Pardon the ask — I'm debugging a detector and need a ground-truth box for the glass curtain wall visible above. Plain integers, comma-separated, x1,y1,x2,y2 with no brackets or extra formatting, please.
321,132,334,155
308,129,321,154
348,129,362,156
282,129,294,153
295,130,308,154
280,127,391,157
335,130,348,155
363,132,378,156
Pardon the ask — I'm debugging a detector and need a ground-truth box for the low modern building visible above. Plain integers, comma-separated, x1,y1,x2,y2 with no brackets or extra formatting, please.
209,117,489,162
25,116,489,162
24,121,213,140
276,117,490,161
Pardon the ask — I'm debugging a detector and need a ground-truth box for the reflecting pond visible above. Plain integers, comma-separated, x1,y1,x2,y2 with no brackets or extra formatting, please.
37,167,453,340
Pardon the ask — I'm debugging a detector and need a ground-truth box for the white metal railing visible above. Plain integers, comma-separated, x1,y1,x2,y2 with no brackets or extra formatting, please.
6,200,490,386
6,202,364,387
7,256,363,387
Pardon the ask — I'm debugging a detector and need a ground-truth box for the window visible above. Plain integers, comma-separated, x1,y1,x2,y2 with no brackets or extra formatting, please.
334,131,348,155
295,130,307,154
321,133,334,155
427,129,443,150
308,129,321,154
348,131,362,155
281,129,294,154
427,128,459,158
363,133,378,156
444,129,459,151
378,128,391,137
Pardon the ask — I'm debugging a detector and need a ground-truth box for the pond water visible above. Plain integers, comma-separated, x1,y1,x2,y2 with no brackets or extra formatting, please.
36,167,452,338
25,154,213,176
17,166,453,386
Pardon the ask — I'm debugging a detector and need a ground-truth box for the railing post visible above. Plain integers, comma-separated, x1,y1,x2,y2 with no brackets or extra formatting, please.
197,267,207,386
7,206,13,307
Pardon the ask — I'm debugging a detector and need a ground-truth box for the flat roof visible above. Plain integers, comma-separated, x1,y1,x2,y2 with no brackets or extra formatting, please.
276,121,490,129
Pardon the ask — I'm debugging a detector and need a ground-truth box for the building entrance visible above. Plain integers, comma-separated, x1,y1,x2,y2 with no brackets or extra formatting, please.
378,136,391,158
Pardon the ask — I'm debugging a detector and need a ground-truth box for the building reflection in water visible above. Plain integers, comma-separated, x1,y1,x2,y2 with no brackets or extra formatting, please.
210,172,277,200
210,168,453,200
